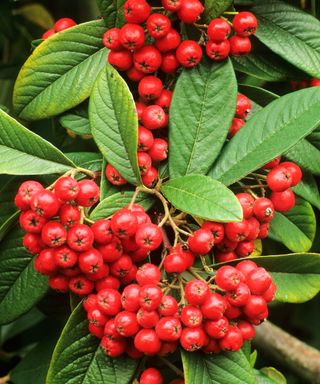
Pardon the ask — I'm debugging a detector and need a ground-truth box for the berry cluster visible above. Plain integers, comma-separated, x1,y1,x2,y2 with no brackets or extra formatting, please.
139,367,184,384
42,18,77,39
228,93,251,138
82,260,275,358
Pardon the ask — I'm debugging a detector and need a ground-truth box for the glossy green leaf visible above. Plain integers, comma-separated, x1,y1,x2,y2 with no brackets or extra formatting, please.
46,303,138,384
161,175,242,222
0,176,20,228
285,139,320,176
182,348,256,384
209,87,320,186
59,104,91,136
269,198,316,252
13,20,108,120
255,368,287,384
97,0,126,28
0,109,75,175
90,191,155,220
0,227,48,325
253,0,320,78
203,0,233,22
90,64,141,185
238,85,279,107
292,172,320,210
66,152,102,173
169,59,237,178
307,125,320,149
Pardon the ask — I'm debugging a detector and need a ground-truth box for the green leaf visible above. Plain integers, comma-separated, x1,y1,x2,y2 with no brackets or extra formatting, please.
96,0,126,28
90,191,155,220
259,367,287,384
269,198,316,253
232,52,306,82
161,175,243,222
59,103,91,136
203,0,233,23
209,87,320,185
169,59,237,178
307,125,320,149
90,64,141,185
292,172,320,210
253,0,320,78
13,20,108,120
0,227,48,325
66,152,102,173
238,85,279,107
181,348,256,384
0,109,75,175
46,303,138,384
285,139,320,176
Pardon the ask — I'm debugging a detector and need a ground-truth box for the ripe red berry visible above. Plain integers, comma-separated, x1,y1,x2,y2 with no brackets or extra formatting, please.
110,254,133,277
49,275,69,292
119,23,145,51
236,260,257,278
75,179,99,207
139,284,163,310
103,28,122,51
263,281,277,302
207,18,231,42
111,208,138,238
155,89,172,111
141,166,159,187
126,341,144,359
146,13,171,39
270,188,295,212
217,238,238,252
97,288,122,316
214,251,237,263
164,248,190,273
160,52,180,73
140,368,163,384
177,0,204,24
253,197,274,222
161,0,182,12
263,156,281,170
236,240,254,258
19,210,47,233
67,224,94,252
108,50,133,71
204,316,229,339
79,248,104,274
136,263,161,285
228,117,245,137
31,190,60,218
98,237,123,262
229,35,252,56
54,246,77,269
127,66,145,81
54,18,77,32
138,152,152,175
141,105,167,130
188,228,214,254
134,329,161,355
42,29,55,39
201,293,227,320
121,284,140,312
226,282,251,306
156,317,182,341
101,336,127,357
34,248,58,275
41,221,67,248
148,138,168,162
225,219,249,242
235,94,251,119
23,233,44,254
281,161,302,186
123,0,151,23
259,222,269,239
202,221,225,244
185,279,210,305
114,311,140,337
236,193,254,219
155,28,181,53
138,126,154,151
135,223,163,251
180,327,207,351
181,306,203,328
105,164,127,186
237,320,255,341
202,339,221,354
246,217,260,240
233,12,258,37
137,308,160,328
205,40,230,61
215,265,243,291
219,325,243,352
134,45,162,73
243,295,268,319
224,302,241,319
159,295,179,317
54,176,79,202
267,165,293,192
59,204,80,227
246,267,272,295
17,180,44,208
176,40,203,68
138,76,163,101
91,219,113,245
69,275,94,295
96,275,120,291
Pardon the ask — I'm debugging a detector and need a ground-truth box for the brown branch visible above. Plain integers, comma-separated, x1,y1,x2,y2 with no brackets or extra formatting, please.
253,321,320,383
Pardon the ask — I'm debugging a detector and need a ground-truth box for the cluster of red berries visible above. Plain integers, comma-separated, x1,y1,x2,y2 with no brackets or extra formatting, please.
139,367,183,384
42,18,77,40
82,259,275,358
105,83,171,188
103,0,258,74
228,93,251,137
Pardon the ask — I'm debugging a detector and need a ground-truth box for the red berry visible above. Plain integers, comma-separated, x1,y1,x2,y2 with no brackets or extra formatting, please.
217,238,238,252
101,336,127,357
54,177,79,202
176,40,203,68
59,204,80,227
69,275,94,295
135,223,163,251
139,284,163,310
121,284,140,312
140,368,163,384
88,308,109,329
146,13,171,39
138,126,154,151
108,50,133,71
110,254,133,277
34,248,58,275
79,249,104,274
54,246,78,269
49,275,69,292
120,23,145,51
164,245,194,273
225,219,249,242
236,240,254,258
14,193,30,211
281,161,302,186
138,76,163,101
226,282,251,306
177,0,204,24
111,208,138,238
41,221,67,248
104,318,121,340
23,233,44,254
89,323,104,339
215,265,243,291
310,78,320,87
114,311,140,337
159,295,179,317
219,325,243,352
207,18,231,42
180,327,207,351
224,302,241,319
204,316,229,339
134,45,162,74
259,222,269,239
156,316,182,341
67,224,94,252
246,217,260,240
202,339,221,354
188,228,214,255
136,263,161,285
236,260,257,278
91,219,113,245
141,166,159,187
42,29,55,39
202,221,225,244
243,295,268,319
160,51,180,73
236,193,254,219
126,341,144,359
246,267,272,295
134,329,161,355
17,180,43,208
236,94,251,119
103,28,122,51
201,293,227,320
75,179,99,207
214,251,237,263
54,18,77,32
142,105,167,130
31,190,60,218
137,308,160,328
185,279,210,305
267,165,293,192
181,306,203,328
138,152,152,175
123,0,151,23
96,275,120,291
155,89,172,112
97,288,122,316
127,66,145,81
148,138,168,162
155,28,181,53
161,0,182,12
233,12,258,37
263,281,277,302
253,197,274,222
105,164,127,186
237,320,255,341
98,236,123,262
19,210,47,233
229,35,251,56
270,189,295,212
263,156,281,170
228,117,245,137
205,39,230,61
